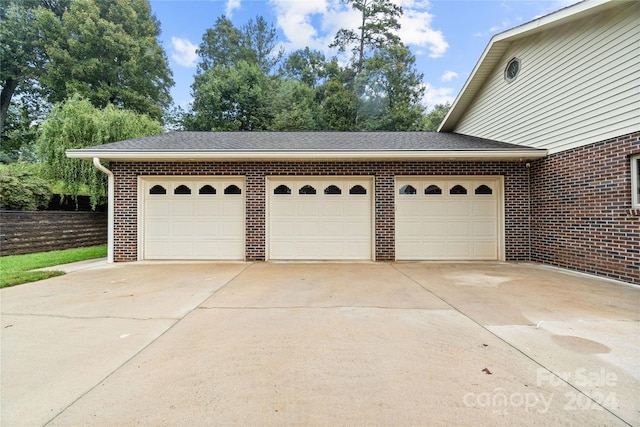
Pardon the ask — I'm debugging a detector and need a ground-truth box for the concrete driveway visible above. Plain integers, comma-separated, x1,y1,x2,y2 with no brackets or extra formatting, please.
1,261,638,426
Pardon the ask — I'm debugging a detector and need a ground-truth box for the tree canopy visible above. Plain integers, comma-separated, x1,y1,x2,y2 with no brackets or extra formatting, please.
37,0,174,120
0,0,70,136
36,95,163,207
186,2,438,132
1,0,174,162
330,0,402,74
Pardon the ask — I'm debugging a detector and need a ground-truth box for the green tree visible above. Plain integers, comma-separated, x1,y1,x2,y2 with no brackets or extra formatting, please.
0,0,69,136
1,101,41,162
281,48,338,88
317,78,358,131
422,103,451,131
196,15,283,75
189,15,283,131
271,80,319,131
357,43,425,130
330,0,402,74
0,162,52,210
37,0,173,120
187,62,274,131
36,95,162,207
196,16,243,73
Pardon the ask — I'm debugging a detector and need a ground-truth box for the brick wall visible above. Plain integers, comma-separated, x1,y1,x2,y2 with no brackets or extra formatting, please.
530,132,640,284
109,161,530,262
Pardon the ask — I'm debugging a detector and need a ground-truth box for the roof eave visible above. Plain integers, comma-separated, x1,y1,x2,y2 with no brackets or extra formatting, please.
66,149,548,162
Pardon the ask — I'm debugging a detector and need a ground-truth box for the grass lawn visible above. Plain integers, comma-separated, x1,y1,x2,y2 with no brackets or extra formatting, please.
0,245,107,288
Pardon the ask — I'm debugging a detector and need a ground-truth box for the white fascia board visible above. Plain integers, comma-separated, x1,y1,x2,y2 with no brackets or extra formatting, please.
66,149,547,162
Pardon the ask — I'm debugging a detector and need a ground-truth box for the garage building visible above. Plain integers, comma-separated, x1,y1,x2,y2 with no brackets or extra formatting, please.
67,131,545,262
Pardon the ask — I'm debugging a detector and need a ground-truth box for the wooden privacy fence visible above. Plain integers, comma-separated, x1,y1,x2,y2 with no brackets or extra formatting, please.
0,211,108,256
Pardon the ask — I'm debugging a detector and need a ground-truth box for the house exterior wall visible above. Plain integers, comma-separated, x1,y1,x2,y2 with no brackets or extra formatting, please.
530,131,640,284
453,1,640,154
109,161,531,263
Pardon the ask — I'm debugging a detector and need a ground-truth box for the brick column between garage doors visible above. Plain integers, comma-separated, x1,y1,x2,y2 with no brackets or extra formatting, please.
245,172,266,261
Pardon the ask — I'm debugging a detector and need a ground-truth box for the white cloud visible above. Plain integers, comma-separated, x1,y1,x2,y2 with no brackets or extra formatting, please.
421,83,455,110
268,0,357,56
441,71,458,82
226,0,241,18
171,37,198,68
269,0,448,58
395,0,448,58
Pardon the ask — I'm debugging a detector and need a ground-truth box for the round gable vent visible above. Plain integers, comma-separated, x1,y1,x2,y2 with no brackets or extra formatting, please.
504,57,521,83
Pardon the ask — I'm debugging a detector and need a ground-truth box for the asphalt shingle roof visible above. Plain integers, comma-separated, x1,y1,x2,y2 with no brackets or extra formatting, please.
80,131,540,152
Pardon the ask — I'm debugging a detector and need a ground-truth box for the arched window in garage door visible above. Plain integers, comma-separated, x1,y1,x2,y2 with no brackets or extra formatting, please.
299,185,317,195
149,185,166,195
274,184,291,195
349,185,367,195
174,185,192,195
324,185,342,195
399,184,417,195
449,185,467,195
199,185,217,195
224,185,242,195
475,184,493,195
424,185,442,195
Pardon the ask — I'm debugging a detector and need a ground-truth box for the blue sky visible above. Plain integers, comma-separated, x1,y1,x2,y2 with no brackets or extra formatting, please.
149,0,579,111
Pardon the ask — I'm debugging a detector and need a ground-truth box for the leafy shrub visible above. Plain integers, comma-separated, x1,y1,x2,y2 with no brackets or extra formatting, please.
0,163,52,210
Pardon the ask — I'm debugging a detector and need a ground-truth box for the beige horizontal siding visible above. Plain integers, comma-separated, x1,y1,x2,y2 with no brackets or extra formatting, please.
454,2,640,153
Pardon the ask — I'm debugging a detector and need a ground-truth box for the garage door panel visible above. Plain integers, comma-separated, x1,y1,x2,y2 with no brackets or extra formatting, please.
145,241,169,258
474,242,497,258
396,177,501,261
397,221,420,236
473,221,496,237
222,200,243,216
296,202,320,216
296,221,319,236
345,201,370,216
218,221,244,237
320,221,344,235
448,222,471,237
146,200,171,217
422,221,447,236
447,200,470,216
421,202,447,217
269,178,373,260
194,222,218,238
146,221,169,236
345,221,370,237
169,241,194,258
421,241,447,258
271,221,294,236
448,242,471,258
472,200,497,216
171,201,196,216
270,241,294,258
170,221,194,237
322,200,344,215
196,201,219,215
270,200,294,216
295,241,319,257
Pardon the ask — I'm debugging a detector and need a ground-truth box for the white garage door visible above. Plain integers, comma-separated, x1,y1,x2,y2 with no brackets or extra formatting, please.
396,177,502,260
268,177,373,260
142,178,245,260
